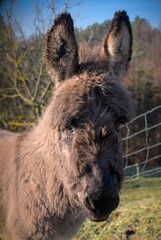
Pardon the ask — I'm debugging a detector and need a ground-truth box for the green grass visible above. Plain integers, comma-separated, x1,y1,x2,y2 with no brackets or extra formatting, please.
72,178,161,240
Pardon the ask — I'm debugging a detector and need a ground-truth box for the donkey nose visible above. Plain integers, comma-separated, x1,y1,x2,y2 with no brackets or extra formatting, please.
84,191,119,220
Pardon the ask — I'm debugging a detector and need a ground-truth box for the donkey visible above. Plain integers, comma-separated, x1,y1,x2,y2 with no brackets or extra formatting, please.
0,11,133,240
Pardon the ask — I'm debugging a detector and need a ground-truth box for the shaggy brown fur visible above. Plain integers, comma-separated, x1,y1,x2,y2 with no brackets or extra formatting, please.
0,11,133,240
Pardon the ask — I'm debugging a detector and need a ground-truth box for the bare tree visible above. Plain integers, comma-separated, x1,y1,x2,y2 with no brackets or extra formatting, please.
0,0,80,131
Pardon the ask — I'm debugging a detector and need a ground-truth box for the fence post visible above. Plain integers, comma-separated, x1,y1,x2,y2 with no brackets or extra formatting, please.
136,163,140,178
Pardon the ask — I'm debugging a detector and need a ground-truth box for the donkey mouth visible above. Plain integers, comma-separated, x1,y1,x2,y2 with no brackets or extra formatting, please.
86,209,110,222
83,205,111,222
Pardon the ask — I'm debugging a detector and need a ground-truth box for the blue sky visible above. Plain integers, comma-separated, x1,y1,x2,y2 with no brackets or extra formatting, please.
0,0,161,37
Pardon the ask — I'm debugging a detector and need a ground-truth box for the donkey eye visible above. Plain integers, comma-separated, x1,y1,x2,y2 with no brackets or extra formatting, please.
114,116,126,130
115,122,121,129
64,117,79,133
64,123,74,133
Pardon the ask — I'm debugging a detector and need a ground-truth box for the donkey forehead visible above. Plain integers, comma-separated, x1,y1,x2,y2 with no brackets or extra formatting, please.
52,75,132,125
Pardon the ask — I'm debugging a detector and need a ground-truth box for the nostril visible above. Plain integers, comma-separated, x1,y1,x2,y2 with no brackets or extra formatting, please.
84,194,95,212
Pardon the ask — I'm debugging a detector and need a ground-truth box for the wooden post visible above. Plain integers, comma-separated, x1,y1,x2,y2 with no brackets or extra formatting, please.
136,163,140,178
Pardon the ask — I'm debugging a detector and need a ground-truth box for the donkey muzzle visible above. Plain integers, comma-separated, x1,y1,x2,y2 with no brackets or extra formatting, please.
83,191,119,221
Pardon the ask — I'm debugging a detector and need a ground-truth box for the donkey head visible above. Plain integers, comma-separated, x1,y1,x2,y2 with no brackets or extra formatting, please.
45,11,132,221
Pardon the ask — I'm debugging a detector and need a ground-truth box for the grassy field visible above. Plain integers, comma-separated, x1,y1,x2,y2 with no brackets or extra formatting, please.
72,178,161,240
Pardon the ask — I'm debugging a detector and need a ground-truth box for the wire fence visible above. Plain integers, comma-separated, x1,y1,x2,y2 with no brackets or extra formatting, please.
121,105,161,179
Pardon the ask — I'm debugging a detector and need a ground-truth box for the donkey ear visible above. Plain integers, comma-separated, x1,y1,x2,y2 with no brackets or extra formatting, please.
45,13,79,83
101,11,132,80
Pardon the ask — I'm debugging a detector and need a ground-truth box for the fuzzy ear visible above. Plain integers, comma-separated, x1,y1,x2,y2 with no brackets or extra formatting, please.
101,11,132,80
45,13,79,83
